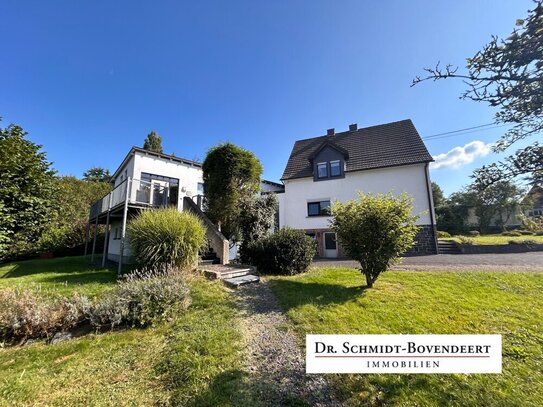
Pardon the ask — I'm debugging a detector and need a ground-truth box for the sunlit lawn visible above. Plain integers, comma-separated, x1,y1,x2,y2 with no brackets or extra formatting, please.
269,268,543,406
444,234,543,245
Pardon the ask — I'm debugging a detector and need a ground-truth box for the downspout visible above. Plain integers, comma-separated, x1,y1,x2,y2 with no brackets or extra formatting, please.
424,163,438,254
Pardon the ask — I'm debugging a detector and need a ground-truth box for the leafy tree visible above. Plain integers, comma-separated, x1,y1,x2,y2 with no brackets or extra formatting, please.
0,122,56,259
238,193,278,263
413,1,543,186
202,143,263,240
431,182,445,208
83,167,111,183
143,131,163,153
331,193,420,288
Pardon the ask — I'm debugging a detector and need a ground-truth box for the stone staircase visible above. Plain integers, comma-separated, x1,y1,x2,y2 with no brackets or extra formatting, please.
202,264,260,287
199,248,221,266
438,240,461,254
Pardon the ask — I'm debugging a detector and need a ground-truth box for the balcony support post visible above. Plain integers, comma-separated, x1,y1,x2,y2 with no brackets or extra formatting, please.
118,178,131,277
101,194,113,268
90,215,99,263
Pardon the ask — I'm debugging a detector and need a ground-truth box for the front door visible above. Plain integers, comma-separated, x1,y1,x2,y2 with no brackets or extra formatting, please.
323,232,337,258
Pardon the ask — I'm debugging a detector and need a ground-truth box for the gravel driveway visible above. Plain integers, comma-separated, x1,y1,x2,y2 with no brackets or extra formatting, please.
234,281,340,406
313,252,543,272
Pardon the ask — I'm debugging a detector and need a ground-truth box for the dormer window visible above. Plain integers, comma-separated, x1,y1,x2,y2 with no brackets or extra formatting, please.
330,160,341,177
317,162,328,178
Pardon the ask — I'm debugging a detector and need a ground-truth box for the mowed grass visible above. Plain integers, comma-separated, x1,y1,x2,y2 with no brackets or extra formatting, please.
269,268,543,407
0,256,248,406
444,234,543,245
0,256,118,297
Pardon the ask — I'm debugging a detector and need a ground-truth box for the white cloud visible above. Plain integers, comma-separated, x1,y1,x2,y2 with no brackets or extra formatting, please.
430,141,492,170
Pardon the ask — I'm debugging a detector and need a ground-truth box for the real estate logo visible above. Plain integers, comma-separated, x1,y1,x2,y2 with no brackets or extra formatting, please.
306,334,502,374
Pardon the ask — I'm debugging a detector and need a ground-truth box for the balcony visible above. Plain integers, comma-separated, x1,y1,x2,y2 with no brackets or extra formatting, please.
89,178,169,220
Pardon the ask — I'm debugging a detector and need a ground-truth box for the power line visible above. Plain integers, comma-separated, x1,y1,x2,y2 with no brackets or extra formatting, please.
422,123,511,141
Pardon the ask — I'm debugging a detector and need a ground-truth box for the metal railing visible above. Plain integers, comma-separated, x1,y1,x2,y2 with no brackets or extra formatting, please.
89,178,169,219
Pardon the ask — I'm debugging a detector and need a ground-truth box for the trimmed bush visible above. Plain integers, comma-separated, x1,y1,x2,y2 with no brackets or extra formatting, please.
89,268,191,329
247,228,316,275
0,288,90,342
468,230,480,236
458,236,474,245
502,231,522,237
128,208,206,270
508,239,538,245
517,230,536,235
437,231,451,238
535,230,543,236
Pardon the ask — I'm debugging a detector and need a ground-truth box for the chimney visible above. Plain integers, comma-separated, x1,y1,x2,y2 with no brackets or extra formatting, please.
327,128,335,136
349,123,358,131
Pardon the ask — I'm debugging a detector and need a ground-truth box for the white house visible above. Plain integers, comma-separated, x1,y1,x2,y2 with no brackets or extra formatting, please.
277,120,438,257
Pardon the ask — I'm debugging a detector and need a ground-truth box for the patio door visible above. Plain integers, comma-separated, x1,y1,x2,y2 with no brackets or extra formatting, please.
150,180,169,207
323,232,338,258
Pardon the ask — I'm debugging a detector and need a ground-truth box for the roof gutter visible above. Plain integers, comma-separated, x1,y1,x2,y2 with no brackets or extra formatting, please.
424,162,438,253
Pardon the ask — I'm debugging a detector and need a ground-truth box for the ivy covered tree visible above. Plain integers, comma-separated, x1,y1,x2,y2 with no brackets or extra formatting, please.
0,122,56,259
202,143,263,240
83,166,111,183
413,1,543,186
331,193,420,288
143,131,163,153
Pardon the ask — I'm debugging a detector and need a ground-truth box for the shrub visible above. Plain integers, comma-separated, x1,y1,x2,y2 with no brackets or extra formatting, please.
0,288,90,342
437,231,451,238
468,230,480,236
128,208,206,270
502,231,522,237
508,239,538,245
517,230,536,235
331,192,420,288
89,268,191,329
535,230,543,236
247,228,316,275
238,194,277,263
457,236,474,245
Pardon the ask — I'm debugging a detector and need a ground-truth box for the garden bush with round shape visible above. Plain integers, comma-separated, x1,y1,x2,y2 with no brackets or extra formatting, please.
437,230,451,238
128,208,206,270
247,228,316,275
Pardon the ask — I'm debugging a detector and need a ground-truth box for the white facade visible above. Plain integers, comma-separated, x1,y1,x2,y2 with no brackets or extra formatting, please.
279,163,433,230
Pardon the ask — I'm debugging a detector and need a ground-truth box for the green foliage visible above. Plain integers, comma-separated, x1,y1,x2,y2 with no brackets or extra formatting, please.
247,228,316,275
0,288,90,342
468,230,480,236
0,122,57,260
508,239,538,245
435,201,468,235
502,231,522,237
143,130,163,153
82,166,111,183
437,230,451,238
89,268,190,329
431,182,445,208
202,143,263,240
331,192,420,288
128,208,206,270
519,213,543,232
238,194,278,263
457,236,474,245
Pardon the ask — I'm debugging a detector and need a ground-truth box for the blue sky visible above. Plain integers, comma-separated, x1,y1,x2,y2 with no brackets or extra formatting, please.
0,0,535,195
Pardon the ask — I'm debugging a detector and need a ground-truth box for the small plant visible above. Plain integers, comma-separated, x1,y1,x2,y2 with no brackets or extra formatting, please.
535,230,543,236
247,228,316,275
457,236,474,245
0,288,90,342
502,231,522,237
437,231,451,238
517,230,536,235
89,267,191,329
128,208,206,270
468,230,480,236
331,192,420,288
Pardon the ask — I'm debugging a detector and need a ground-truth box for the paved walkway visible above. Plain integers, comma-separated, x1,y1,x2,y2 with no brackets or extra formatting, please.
313,252,543,272
234,281,340,406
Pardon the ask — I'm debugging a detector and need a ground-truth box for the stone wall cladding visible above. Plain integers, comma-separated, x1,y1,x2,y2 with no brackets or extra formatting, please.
405,224,438,256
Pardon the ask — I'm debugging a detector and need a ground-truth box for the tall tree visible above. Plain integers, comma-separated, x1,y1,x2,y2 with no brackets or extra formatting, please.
413,1,543,186
431,182,445,208
202,143,263,240
0,122,56,259
143,131,163,153
83,166,111,183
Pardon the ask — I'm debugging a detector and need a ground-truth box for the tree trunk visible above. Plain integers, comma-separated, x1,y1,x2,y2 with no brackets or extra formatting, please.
365,273,374,288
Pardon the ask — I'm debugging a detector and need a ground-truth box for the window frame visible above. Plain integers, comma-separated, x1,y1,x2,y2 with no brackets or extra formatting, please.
316,162,328,179
307,200,332,217
329,160,341,177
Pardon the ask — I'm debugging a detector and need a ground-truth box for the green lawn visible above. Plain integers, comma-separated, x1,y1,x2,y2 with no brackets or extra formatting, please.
0,256,249,406
269,268,543,407
444,234,543,245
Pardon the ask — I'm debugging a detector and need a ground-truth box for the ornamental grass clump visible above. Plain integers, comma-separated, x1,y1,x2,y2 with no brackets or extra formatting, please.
331,192,420,288
128,207,206,270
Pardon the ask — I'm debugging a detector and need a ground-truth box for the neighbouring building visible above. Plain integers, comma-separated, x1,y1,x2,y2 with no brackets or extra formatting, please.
277,120,438,257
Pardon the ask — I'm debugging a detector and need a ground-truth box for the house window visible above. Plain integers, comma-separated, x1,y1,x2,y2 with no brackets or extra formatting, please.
330,160,341,177
317,162,328,178
308,200,331,216
197,182,204,195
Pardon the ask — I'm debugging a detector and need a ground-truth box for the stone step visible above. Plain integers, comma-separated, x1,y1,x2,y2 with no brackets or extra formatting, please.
199,259,220,266
223,274,260,288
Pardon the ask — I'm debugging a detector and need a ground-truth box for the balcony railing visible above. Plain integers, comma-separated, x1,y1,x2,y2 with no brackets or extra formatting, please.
89,178,169,219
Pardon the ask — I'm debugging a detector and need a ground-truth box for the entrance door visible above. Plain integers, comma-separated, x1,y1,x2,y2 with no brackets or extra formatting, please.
150,180,169,207
323,232,338,258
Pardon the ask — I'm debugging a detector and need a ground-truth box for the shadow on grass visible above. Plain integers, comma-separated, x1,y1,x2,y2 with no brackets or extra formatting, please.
1,256,106,278
268,279,368,311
